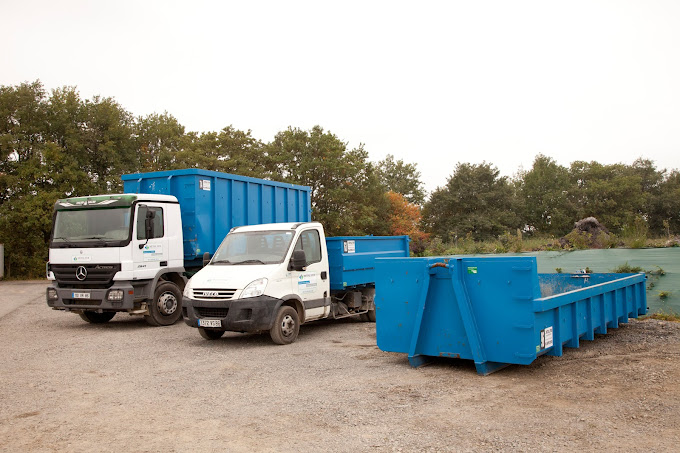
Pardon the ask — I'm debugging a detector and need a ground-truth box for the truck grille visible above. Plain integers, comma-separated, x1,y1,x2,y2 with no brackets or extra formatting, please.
195,307,229,318
191,288,237,300
51,264,121,289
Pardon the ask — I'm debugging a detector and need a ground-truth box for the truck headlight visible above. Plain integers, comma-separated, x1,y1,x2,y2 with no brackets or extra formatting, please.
107,289,124,301
47,288,58,300
240,278,268,299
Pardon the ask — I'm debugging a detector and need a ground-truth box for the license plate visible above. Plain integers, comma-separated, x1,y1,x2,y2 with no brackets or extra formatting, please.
198,319,221,328
72,292,90,299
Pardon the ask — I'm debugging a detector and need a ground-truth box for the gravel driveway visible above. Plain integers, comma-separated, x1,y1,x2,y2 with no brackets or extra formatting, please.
1,281,678,452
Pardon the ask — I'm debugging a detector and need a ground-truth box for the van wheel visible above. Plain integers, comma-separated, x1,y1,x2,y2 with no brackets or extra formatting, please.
145,281,183,326
366,309,376,322
269,306,300,345
79,311,116,323
199,328,225,340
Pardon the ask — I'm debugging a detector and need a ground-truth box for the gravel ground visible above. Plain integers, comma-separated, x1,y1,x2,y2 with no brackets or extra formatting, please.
1,281,679,452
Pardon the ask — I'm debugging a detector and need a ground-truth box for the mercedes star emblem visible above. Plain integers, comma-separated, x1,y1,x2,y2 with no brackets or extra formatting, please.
76,266,88,281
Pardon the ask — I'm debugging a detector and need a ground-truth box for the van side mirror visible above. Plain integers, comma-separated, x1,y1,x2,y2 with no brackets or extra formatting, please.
290,250,307,271
203,252,211,267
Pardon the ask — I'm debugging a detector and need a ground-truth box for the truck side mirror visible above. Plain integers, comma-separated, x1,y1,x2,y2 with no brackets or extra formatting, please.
203,252,211,267
290,250,307,271
145,209,156,239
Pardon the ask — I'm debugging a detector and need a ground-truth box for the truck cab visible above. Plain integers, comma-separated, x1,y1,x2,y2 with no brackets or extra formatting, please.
182,222,410,344
46,194,187,325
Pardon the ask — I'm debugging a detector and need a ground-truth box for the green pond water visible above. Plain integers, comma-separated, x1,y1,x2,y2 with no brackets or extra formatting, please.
521,248,680,314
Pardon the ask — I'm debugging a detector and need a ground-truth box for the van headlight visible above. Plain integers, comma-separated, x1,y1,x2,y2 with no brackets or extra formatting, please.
183,280,193,298
240,278,268,299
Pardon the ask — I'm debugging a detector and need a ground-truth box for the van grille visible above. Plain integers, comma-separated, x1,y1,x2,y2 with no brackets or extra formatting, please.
195,307,229,318
191,288,237,300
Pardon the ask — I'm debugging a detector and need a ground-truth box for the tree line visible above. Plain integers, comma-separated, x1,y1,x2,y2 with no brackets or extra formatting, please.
2,80,679,277
0,81,423,277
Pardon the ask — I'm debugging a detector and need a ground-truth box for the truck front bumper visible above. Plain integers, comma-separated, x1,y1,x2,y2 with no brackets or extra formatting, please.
183,295,282,332
46,282,136,312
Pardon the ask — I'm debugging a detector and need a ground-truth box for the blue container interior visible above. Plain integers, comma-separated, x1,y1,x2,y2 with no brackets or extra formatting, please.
122,169,311,267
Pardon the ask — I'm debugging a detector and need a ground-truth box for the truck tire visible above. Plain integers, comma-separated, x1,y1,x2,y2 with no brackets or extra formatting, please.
269,306,300,345
199,328,225,340
145,281,183,326
79,311,116,324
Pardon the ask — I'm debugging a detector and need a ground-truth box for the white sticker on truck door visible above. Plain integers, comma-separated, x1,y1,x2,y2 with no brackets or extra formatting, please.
142,243,164,261
297,273,317,294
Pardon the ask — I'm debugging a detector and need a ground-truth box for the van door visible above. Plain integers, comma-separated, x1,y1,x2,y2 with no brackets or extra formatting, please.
290,228,330,320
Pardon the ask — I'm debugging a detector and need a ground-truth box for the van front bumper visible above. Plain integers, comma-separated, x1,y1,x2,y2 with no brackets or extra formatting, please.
182,295,283,332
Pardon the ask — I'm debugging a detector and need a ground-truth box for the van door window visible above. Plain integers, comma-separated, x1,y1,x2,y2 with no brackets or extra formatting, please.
293,230,322,265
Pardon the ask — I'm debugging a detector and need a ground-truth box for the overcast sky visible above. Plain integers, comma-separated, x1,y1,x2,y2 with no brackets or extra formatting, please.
2,0,679,194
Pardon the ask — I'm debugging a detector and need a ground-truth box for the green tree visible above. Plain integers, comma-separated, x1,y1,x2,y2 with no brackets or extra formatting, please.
135,112,185,172
650,170,680,236
422,162,520,241
174,126,267,177
518,154,574,235
80,96,136,192
568,161,646,233
266,126,389,236
376,154,425,204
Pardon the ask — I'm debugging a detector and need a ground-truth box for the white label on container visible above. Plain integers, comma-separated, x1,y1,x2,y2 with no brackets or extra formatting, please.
199,179,211,191
540,326,554,349
344,240,356,254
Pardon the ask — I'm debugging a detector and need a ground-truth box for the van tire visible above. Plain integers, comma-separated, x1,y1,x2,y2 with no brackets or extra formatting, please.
366,309,376,322
145,281,183,326
269,306,300,345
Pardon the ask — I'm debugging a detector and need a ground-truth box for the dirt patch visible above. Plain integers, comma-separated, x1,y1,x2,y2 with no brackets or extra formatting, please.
1,283,679,452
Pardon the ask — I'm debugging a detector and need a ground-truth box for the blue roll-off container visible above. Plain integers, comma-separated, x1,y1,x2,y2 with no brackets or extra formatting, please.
375,256,647,375
122,169,312,267
325,236,410,291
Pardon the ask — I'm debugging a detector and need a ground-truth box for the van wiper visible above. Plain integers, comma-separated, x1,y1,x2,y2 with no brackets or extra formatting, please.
53,236,76,248
211,259,232,265
233,259,266,265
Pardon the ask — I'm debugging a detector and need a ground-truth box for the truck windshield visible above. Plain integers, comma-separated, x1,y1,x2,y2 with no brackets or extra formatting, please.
212,230,294,265
52,208,132,246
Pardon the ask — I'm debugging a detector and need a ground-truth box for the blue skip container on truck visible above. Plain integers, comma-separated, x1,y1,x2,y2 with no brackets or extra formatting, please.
375,256,647,375
182,223,410,344
46,169,311,326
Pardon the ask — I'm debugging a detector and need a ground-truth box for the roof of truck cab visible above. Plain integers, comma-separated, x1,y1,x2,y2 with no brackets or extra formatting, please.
231,221,322,232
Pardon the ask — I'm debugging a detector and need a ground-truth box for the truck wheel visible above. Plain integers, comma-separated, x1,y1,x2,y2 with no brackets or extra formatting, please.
145,281,183,326
269,306,300,345
79,311,116,324
199,328,225,340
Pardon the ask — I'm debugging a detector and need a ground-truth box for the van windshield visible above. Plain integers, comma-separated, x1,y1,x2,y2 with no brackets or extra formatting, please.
212,230,294,265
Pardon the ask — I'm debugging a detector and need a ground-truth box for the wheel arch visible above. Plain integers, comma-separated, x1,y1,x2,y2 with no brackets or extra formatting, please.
153,268,187,292
280,295,305,323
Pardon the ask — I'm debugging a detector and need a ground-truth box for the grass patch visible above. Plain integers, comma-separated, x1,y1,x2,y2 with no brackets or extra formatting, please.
611,262,645,273
643,312,680,322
